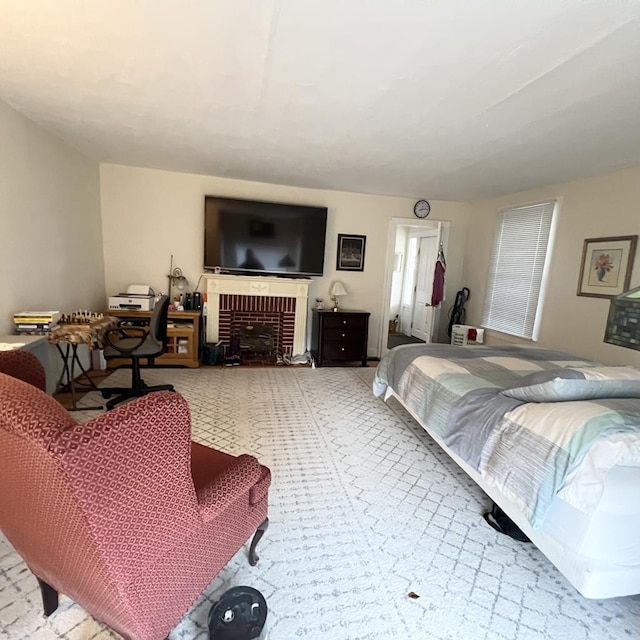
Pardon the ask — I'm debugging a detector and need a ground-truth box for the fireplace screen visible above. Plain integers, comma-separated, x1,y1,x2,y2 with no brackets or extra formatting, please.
238,323,275,355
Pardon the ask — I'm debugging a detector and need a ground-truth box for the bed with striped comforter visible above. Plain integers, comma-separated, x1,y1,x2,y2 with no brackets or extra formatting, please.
374,343,640,528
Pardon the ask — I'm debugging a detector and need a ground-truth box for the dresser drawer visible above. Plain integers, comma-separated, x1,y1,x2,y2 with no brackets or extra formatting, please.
323,328,364,342
322,314,367,330
322,342,363,360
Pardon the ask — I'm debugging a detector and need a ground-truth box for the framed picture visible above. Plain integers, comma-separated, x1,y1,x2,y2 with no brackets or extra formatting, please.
336,234,366,271
577,235,637,298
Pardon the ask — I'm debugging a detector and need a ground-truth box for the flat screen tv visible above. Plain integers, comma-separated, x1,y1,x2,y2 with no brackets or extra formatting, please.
204,196,327,277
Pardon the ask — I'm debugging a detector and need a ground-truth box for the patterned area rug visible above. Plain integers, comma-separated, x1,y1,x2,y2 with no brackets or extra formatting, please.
1,367,639,639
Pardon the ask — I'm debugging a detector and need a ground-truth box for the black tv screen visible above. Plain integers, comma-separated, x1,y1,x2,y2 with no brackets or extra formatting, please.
204,196,327,277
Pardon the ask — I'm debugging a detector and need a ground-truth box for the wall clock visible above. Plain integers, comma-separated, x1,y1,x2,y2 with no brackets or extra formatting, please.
414,199,431,218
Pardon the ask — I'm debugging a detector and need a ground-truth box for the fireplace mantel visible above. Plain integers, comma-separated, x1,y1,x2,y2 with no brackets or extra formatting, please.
204,274,312,355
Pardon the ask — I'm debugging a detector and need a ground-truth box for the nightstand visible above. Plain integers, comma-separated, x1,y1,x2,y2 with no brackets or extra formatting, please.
311,309,370,367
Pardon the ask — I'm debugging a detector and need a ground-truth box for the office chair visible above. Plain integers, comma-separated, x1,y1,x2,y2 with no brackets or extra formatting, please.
101,294,175,409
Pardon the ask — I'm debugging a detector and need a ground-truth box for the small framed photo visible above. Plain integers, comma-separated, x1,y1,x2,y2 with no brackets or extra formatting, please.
577,235,637,298
336,234,366,271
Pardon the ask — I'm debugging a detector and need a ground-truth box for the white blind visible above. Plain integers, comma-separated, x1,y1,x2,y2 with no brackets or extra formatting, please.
481,201,555,339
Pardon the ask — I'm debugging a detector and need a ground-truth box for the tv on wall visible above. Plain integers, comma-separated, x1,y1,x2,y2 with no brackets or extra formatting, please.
204,196,327,277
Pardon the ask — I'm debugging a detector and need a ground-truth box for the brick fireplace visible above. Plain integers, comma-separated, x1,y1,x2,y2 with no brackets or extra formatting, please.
204,274,312,356
218,294,296,356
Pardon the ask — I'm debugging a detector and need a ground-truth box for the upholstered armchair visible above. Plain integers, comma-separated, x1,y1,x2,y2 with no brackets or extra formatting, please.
0,350,270,640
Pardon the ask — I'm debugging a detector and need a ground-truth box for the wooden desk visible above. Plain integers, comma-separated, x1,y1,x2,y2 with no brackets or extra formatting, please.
105,309,202,368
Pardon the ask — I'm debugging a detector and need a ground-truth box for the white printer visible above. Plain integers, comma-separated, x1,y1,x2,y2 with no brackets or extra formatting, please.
108,285,156,311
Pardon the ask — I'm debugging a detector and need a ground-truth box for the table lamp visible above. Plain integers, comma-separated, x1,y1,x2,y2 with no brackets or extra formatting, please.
330,281,347,311
167,255,189,302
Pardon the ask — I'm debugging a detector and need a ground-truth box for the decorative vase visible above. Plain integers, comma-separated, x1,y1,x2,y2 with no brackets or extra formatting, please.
596,267,607,282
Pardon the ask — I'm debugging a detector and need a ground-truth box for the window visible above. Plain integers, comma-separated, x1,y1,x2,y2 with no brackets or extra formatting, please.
481,201,556,339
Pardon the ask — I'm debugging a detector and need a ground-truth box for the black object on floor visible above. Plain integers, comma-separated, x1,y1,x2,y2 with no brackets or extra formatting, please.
483,502,531,543
203,341,225,365
208,586,267,640
447,286,470,338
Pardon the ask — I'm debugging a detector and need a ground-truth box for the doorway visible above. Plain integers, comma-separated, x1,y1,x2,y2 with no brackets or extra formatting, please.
380,219,449,356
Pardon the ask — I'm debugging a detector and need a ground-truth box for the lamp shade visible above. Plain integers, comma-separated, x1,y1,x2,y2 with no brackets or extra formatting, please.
330,281,347,297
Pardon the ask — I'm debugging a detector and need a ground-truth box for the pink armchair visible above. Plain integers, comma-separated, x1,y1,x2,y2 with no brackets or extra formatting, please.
0,350,270,640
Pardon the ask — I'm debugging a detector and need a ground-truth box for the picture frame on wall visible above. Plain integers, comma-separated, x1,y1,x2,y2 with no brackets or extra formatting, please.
577,235,637,298
336,234,366,271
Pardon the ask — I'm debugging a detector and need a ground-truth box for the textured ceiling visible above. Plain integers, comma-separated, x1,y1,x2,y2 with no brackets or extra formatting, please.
1,1,640,200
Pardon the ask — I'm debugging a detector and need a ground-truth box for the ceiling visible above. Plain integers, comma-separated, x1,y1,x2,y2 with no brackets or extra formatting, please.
2,1,640,201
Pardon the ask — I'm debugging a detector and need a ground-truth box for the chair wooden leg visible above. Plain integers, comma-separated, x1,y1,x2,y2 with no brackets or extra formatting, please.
248,518,269,567
37,578,59,617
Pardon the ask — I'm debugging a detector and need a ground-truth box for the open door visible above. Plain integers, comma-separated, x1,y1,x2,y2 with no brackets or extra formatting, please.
410,230,441,343
382,219,448,356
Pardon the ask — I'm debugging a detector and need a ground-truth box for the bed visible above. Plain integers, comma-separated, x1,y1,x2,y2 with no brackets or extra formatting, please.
373,343,640,599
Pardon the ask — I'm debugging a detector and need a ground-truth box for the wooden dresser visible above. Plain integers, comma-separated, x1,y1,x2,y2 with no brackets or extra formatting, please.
310,309,370,367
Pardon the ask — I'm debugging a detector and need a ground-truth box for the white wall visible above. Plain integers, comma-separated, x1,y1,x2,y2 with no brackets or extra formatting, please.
463,166,640,366
100,164,470,356
0,99,105,389
0,102,105,324
0,100,105,332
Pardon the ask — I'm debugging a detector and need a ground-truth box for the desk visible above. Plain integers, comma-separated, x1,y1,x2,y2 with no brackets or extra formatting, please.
105,310,202,368
48,317,118,411
0,334,48,352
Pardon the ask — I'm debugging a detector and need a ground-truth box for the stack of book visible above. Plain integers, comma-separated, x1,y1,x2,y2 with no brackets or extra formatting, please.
13,311,61,334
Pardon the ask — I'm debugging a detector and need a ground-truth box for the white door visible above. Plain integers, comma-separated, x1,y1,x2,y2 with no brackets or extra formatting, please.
380,219,450,357
411,231,441,342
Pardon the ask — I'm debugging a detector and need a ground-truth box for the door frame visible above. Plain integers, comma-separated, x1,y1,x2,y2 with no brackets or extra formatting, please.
378,217,450,358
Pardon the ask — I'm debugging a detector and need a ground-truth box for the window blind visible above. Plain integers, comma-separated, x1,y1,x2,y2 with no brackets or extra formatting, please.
481,201,556,339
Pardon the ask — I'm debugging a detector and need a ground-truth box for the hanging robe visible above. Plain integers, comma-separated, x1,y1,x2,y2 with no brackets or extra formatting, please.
431,249,446,307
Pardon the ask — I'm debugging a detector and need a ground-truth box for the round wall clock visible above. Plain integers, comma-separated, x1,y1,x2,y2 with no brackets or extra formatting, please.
414,199,431,218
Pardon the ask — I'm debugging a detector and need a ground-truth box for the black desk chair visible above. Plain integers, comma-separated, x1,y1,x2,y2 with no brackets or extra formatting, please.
101,295,175,410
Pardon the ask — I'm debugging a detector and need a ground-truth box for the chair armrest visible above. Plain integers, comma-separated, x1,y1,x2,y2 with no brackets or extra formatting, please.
0,350,46,391
196,454,264,522
103,327,148,353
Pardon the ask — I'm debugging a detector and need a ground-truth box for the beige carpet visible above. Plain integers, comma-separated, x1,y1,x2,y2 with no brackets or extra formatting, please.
1,366,639,639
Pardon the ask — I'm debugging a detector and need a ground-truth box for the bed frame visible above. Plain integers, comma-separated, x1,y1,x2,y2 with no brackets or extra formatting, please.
386,388,640,599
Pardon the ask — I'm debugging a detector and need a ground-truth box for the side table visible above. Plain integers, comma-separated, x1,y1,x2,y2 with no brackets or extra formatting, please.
310,309,370,367
48,317,118,411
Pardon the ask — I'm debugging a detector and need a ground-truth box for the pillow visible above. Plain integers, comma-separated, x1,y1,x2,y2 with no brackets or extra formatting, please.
500,366,640,402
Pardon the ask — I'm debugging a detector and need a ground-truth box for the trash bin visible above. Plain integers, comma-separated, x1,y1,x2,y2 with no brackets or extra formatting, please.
208,586,267,640
203,342,225,366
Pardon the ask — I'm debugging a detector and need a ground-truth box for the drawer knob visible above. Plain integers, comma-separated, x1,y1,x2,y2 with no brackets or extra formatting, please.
343,320,347,324
341,347,345,351
342,333,345,337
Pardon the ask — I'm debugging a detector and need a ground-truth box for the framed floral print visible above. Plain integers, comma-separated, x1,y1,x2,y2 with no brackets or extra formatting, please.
577,235,637,298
